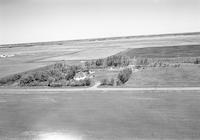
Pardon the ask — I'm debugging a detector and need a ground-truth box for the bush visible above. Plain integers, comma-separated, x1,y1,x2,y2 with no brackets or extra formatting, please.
27,81,48,86
117,68,132,84
49,79,70,87
67,78,91,86
49,81,63,87
19,74,35,86
110,78,115,86
100,78,115,86
194,58,200,64
173,64,181,68
116,79,122,86
84,78,91,86
101,78,109,85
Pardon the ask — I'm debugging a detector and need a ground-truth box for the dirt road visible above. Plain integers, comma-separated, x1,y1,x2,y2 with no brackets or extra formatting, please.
1,86,200,94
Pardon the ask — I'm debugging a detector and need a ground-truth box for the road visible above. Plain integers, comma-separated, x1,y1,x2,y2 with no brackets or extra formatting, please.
1,86,200,94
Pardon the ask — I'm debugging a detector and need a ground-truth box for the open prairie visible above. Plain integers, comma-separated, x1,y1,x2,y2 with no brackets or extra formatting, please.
1,33,200,78
0,90,200,140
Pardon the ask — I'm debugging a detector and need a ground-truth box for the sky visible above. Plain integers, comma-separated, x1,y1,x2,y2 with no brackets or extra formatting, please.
0,0,200,44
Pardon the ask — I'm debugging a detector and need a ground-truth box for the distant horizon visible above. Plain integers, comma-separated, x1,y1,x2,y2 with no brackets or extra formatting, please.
1,31,200,46
1,0,200,45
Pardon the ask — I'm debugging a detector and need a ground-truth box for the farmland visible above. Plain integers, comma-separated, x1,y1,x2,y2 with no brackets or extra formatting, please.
1,32,200,78
1,32,200,140
124,65,200,88
0,90,200,140
117,44,200,58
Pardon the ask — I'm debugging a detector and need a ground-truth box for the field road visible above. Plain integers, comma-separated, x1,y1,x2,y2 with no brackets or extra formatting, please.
1,86,200,94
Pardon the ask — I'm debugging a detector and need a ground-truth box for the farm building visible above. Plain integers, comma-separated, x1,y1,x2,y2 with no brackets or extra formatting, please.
127,64,136,71
74,72,87,81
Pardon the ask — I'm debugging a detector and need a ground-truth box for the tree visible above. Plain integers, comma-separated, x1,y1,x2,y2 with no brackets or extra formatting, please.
194,58,199,64
96,59,103,66
117,68,132,84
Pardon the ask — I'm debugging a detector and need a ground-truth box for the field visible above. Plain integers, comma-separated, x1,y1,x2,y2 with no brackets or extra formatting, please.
1,32,200,78
117,44,200,58
125,65,200,88
1,33,200,140
0,90,200,140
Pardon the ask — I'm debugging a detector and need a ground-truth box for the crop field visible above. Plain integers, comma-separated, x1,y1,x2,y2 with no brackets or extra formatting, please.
1,33,200,78
117,44,200,58
0,90,200,140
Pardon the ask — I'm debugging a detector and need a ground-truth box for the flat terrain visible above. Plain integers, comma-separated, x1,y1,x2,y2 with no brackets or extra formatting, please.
1,33,200,140
125,65,200,88
0,90,200,140
1,33,200,78
117,44,200,58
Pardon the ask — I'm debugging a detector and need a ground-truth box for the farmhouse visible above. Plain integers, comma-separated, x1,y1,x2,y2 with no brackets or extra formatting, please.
74,72,87,81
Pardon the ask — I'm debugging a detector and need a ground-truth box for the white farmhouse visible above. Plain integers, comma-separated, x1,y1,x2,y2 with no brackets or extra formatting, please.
74,72,87,81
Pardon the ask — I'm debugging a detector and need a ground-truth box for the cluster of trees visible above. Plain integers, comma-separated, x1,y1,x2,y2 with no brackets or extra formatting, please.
85,55,130,68
0,62,91,87
100,68,132,86
117,68,132,84
19,63,81,86
67,78,91,87
49,78,91,87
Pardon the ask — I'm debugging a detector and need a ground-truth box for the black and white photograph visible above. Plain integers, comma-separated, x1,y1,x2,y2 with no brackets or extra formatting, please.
0,0,200,139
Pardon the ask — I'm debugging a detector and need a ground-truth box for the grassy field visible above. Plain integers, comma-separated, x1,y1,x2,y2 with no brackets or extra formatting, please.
117,44,200,58
125,64,200,87
0,32,200,78
0,90,200,140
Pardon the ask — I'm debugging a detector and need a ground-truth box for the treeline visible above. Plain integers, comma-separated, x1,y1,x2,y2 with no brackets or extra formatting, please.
0,63,91,87
85,55,130,68
135,57,200,68
136,57,200,66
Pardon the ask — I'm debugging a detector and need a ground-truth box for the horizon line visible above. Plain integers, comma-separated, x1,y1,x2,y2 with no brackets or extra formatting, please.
1,31,200,47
